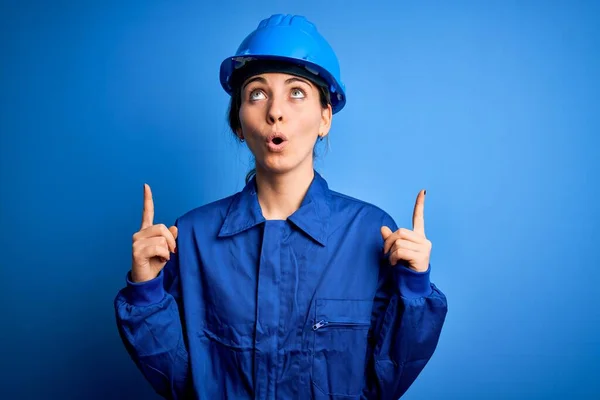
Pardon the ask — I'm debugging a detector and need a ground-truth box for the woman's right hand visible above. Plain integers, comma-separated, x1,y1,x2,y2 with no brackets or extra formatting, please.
131,184,178,283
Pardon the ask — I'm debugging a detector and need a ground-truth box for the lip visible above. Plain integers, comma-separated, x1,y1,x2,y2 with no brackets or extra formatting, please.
266,132,288,143
266,132,288,152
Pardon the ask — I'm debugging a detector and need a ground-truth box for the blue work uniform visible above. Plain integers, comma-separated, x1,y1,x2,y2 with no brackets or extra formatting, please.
114,171,447,400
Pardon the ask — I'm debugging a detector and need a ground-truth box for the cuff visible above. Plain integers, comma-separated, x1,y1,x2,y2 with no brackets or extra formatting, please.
122,270,166,306
394,264,432,299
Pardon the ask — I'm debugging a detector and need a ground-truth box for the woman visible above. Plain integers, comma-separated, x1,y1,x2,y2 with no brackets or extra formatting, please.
115,14,447,400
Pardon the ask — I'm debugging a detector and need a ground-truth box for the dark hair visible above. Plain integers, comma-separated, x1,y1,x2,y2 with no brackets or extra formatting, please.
227,78,331,184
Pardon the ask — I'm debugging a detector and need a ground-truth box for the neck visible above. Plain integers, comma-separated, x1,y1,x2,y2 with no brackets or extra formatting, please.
254,165,315,220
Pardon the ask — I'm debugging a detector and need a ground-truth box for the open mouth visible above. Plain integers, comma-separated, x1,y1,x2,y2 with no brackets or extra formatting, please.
266,133,288,151
267,133,288,145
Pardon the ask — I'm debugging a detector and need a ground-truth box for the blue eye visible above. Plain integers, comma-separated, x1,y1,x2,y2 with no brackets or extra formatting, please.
249,90,266,100
291,88,305,98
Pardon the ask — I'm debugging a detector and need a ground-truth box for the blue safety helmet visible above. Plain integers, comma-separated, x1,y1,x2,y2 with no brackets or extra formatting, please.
219,14,346,114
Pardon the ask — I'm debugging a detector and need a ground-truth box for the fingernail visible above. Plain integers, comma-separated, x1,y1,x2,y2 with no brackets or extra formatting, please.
424,189,427,195
174,246,177,254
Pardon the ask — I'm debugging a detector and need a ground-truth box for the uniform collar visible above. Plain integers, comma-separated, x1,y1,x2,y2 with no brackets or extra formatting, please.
218,170,331,246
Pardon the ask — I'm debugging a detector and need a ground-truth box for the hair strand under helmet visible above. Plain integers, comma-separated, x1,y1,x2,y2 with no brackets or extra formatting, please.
219,14,346,114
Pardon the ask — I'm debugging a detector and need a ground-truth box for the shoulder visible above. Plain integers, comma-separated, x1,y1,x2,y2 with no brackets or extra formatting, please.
175,192,239,228
327,189,398,231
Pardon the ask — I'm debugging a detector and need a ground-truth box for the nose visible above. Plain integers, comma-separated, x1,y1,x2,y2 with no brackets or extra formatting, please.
267,97,284,124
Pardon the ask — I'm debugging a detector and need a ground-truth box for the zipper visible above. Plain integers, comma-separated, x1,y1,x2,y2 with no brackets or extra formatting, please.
312,319,370,331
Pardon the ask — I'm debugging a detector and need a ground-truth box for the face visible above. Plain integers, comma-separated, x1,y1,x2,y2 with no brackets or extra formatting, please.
237,72,332,177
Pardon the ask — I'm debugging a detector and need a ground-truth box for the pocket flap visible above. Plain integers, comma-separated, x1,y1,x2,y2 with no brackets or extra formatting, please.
315,299,372,324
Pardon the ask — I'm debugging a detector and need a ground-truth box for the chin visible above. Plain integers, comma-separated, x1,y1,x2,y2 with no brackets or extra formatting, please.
258,155,308,176
260,161,295,175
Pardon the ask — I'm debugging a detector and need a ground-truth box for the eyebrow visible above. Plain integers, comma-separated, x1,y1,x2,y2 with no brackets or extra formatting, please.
242,76,313,90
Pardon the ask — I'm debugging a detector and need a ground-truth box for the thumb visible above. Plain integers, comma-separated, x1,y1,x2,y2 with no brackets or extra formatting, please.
380,226,393,240
169,226,178,241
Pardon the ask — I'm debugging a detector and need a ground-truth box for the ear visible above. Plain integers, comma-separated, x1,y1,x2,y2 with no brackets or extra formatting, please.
236,127,244,141
319,104,333,138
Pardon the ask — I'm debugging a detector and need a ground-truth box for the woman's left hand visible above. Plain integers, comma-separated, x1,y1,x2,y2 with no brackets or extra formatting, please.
381,190,431,273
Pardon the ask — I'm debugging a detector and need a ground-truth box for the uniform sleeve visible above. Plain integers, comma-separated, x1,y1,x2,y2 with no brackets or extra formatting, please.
362,215,448,399
114,242,193,399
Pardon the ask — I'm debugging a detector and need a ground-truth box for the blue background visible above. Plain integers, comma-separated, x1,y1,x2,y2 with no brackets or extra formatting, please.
1,0,598,399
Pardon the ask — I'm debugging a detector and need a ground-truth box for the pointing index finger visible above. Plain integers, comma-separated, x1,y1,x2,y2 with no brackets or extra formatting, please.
141,183,154,229
412,189,426,236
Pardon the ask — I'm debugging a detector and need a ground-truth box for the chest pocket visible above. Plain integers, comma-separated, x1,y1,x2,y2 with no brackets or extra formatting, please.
311,298,373,397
